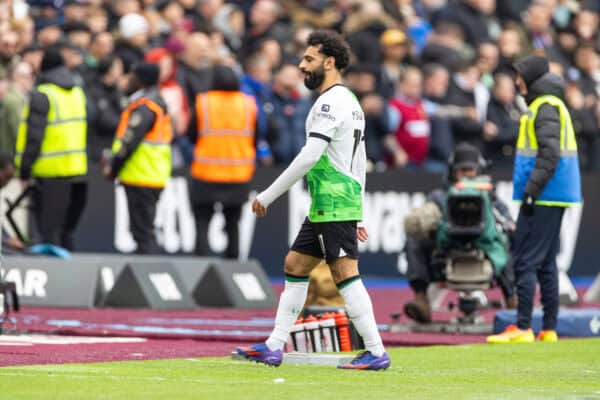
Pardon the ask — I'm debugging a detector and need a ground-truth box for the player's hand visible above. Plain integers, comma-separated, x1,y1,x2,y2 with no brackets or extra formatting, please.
357,226,368,243
252,198,267,217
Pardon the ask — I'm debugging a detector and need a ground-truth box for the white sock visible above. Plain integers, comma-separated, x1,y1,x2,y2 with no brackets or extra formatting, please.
265,276,309,351
339,277,385,357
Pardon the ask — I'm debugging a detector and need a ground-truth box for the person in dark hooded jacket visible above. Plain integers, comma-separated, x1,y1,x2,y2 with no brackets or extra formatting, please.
487,55,581,344
15,47,89,250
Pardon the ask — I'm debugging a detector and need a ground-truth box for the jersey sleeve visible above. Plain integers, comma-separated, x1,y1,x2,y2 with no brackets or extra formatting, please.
308,96,344,142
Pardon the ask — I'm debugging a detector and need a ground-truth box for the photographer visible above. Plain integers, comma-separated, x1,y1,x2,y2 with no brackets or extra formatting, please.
403,142,516,323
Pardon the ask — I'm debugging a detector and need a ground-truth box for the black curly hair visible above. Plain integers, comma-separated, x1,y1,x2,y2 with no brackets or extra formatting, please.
306,30,351,71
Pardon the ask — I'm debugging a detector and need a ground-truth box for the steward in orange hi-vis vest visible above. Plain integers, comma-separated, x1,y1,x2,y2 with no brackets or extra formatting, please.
191,90,257,183
188,65,258,259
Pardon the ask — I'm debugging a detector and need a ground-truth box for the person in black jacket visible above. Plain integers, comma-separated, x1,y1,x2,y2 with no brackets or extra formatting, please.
484,72,520,170
488,55,581,344
87,56,127,162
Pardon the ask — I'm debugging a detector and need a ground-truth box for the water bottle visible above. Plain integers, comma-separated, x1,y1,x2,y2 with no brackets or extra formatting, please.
289,317,308,352
304,315,322,352
319,313,339,352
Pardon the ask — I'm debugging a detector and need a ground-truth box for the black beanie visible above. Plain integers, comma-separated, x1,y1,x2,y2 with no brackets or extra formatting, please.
513,55,549,87
132,62,160,87
40,48,64,72
450,142,483,170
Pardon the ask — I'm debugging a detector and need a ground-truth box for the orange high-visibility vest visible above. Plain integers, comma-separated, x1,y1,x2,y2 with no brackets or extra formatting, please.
113,97,173,188
191,90,257,183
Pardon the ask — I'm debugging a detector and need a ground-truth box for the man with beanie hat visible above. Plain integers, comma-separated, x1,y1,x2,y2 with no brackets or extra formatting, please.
104,62,173,254
487,55,581,344
115,13,149,73
15,47,89,250
402,142,516,323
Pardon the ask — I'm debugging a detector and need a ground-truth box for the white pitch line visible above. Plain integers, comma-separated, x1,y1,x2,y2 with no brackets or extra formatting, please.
0,335,147,345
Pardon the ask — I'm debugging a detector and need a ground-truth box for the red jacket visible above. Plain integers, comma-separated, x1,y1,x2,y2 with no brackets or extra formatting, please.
389,97,430,163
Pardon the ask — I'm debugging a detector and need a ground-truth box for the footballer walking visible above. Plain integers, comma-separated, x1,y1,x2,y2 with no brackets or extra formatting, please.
235,30,390,370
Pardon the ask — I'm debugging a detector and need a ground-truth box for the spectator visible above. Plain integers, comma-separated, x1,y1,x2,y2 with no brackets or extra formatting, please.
212,3,245,52
573,45,600,102
87,7,109,35
547,24,578,73
11,17,35,53
387,66,431,169
145,47,190,138
188,65,258,259
115,13,149,73
36,21,63,47
87,55,127,162
445,58,489,149
240,0,289,62
484,72,520,170
15,48,88,250
435,0,495,47
107,0,142,31
257,38,282,73
62,21,92,52
156,0,186,39
525,2,554,54
345,64,389,168
343,0,396,66
420,22,468,73
63,0,88,23
89,31,115,65
497,24,524,72
241,54,274,165
565,74,600,171
422,63,456,171
266,64,311,165
378,29,410,100
0,61,34,156
177,32,214,107
573,2,599,44
57,40,89,88
21,44,44,73
0,29,19,78
146,47,192,166
477,40,500,89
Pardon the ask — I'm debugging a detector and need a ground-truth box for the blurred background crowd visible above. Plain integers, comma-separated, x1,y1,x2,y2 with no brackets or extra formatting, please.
1,0,600,174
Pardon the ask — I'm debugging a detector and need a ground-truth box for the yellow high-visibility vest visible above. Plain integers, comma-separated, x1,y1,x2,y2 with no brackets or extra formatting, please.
15,83,87,177
513,94,581,206
112,97,173,188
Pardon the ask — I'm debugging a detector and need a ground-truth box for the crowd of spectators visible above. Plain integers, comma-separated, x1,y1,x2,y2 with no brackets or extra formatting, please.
1,0,600,175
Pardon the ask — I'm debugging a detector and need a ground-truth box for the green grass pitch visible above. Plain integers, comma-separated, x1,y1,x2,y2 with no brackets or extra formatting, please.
1,339,600,400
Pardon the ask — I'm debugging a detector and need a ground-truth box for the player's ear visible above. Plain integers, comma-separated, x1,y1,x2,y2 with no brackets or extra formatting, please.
325,56,335,71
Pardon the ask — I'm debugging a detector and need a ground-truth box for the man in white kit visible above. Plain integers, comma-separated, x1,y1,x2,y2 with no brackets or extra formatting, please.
235,30,390,370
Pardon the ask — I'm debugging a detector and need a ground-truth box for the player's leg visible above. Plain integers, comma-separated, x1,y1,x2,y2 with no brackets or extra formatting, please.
236,218,323,366
318,220,390,370
330,256,390,370
265,251,322,349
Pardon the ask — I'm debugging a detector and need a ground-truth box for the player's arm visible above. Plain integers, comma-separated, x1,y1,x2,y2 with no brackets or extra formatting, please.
254,136,329,212
355,132,368,242
254,99,340,215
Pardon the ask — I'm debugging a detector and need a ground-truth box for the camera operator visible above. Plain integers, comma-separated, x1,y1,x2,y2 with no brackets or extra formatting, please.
402,142,516,323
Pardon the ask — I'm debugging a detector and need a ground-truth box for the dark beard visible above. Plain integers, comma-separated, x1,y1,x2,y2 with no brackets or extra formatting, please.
303,66,325,90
